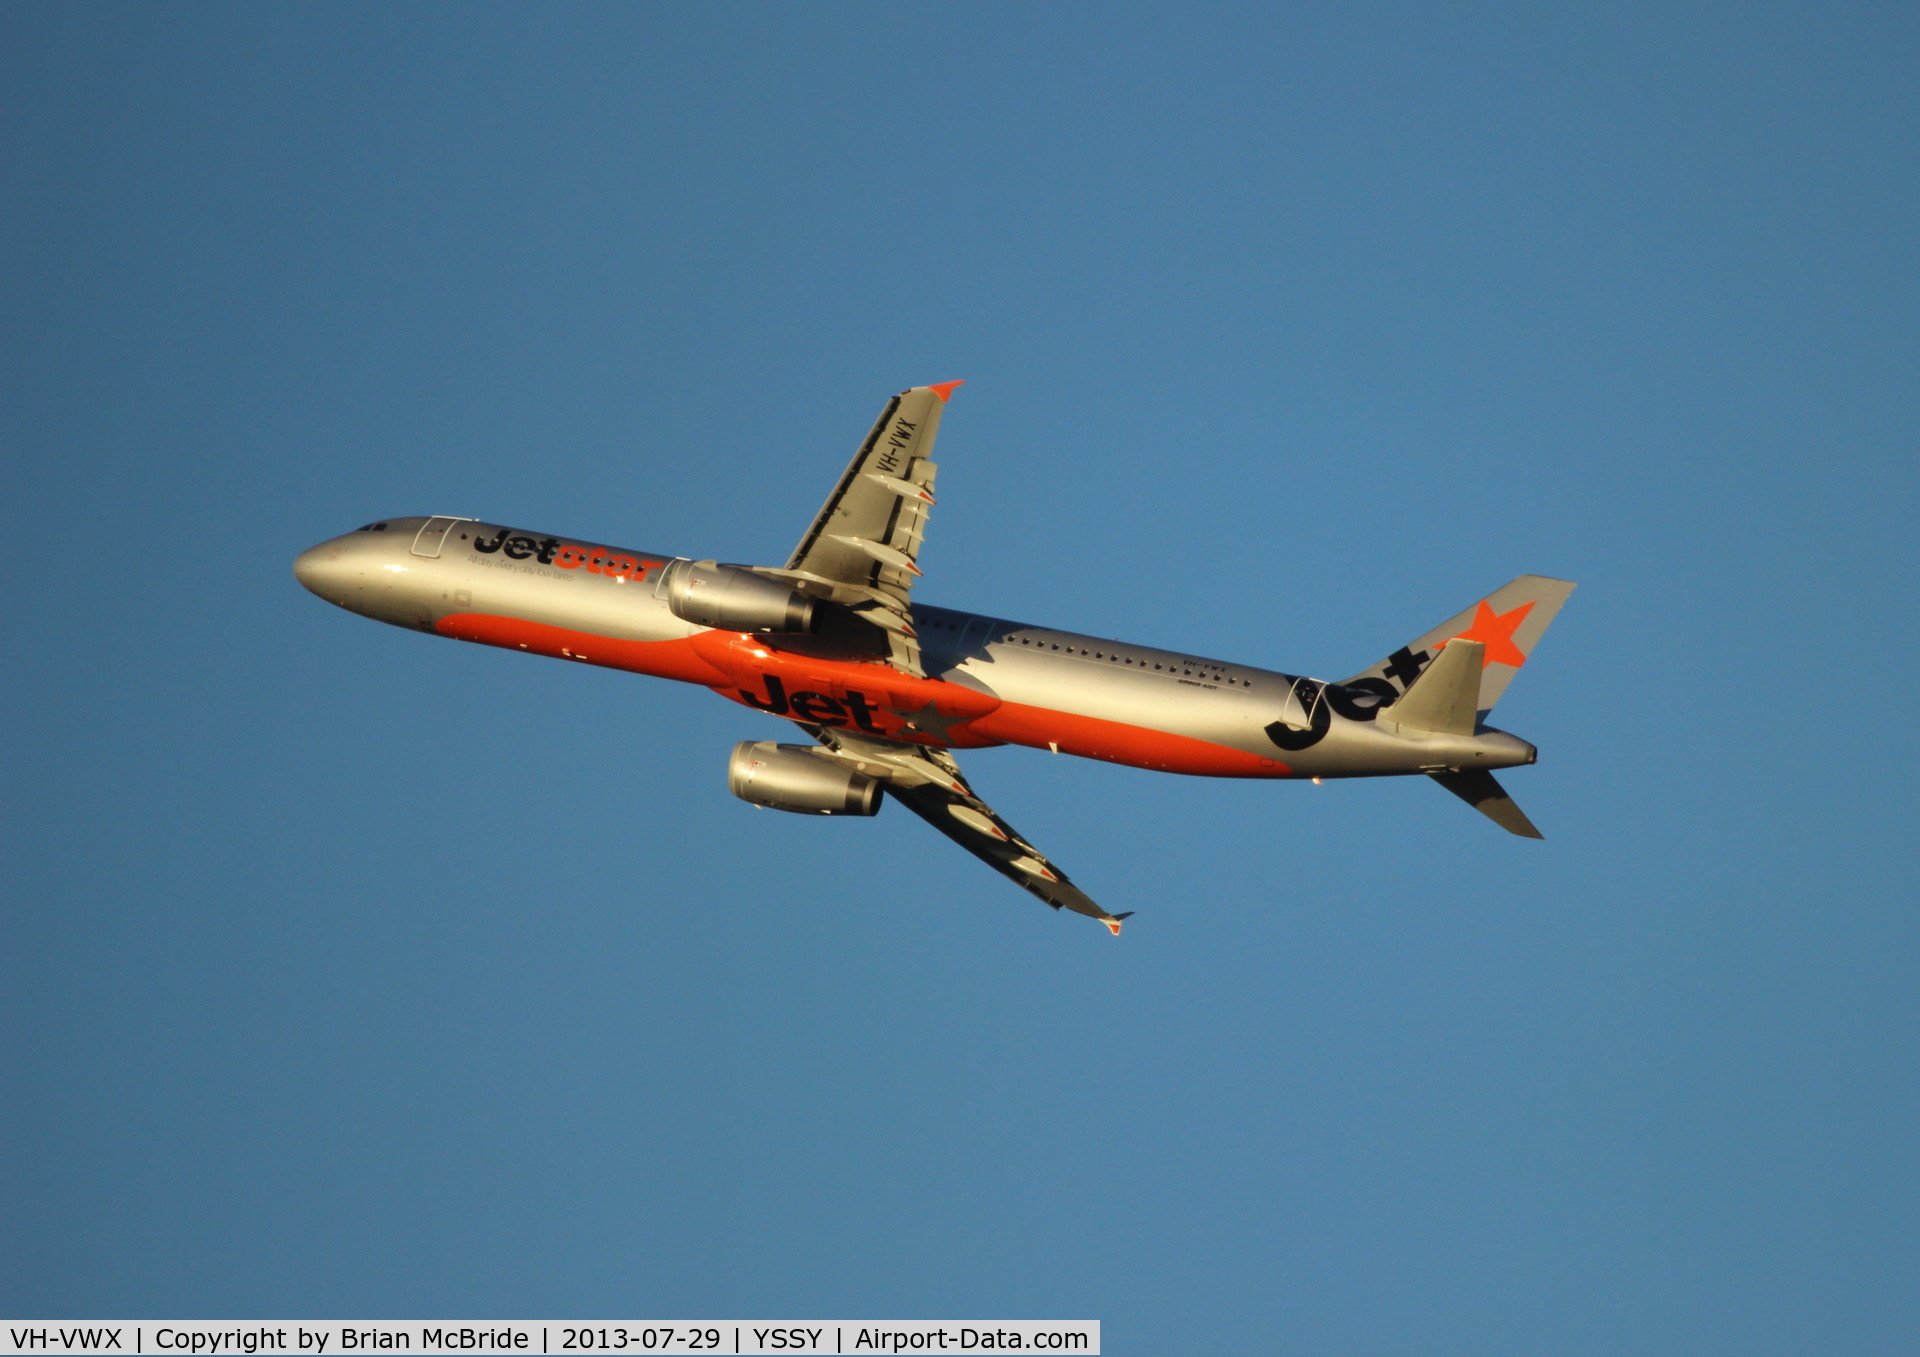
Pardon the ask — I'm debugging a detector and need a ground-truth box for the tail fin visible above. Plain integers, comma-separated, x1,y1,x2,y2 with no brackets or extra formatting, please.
1342,575,1575,715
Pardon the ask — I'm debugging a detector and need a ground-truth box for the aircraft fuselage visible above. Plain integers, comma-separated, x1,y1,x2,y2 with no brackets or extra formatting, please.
295,516,1535,781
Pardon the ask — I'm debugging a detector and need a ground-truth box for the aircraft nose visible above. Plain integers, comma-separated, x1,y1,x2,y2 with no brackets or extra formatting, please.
293,541,350,598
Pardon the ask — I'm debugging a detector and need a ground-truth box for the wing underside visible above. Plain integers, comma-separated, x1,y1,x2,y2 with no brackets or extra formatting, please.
773,383,958,677
769,384,1125,932
806,725,1130,934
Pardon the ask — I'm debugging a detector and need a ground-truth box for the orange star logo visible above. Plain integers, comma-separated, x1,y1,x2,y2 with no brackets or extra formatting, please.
1438,599,1535,669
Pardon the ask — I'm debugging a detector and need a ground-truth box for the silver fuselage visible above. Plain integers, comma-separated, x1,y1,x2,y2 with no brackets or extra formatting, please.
296,516,1534,780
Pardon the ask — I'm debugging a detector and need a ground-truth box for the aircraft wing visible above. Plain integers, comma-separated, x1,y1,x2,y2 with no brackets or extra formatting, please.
775,383,959,676
808,725,1132,935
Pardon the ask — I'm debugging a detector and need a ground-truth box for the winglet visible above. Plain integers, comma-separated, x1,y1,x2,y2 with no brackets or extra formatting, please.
1104,911,1136,936
925,380,965,403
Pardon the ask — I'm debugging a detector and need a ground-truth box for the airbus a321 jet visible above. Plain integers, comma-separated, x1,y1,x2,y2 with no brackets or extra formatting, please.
296,383,1573,934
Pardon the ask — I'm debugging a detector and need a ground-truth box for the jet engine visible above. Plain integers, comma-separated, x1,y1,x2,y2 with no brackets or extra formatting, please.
728,742,883,816
663,559,816,633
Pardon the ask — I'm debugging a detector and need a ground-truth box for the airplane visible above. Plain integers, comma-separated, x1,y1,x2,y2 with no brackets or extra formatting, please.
295,382,1574,935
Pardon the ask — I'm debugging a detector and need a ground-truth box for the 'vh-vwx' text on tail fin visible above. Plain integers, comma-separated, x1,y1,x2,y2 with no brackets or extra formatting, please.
1341,574,1576,717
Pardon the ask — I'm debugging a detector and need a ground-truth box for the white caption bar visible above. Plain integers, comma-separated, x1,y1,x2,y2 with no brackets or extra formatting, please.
0,1323,1098,1356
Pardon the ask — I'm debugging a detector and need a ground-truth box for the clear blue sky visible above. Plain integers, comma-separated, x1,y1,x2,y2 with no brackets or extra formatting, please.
3,4,1915,1351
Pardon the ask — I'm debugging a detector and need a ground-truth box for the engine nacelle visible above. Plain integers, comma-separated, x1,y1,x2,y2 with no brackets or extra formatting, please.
727,741,883,816
662,559,816,633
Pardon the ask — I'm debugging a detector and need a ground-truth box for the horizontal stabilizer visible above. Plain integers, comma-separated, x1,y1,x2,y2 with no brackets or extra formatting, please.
1379,639,1482,736
1430,770,1543,839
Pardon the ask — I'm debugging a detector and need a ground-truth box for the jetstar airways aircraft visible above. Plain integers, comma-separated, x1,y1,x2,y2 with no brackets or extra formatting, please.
295,383,1573,934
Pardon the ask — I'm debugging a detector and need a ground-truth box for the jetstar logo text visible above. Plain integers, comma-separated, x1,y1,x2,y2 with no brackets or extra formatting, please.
472,528,656,578
740,674,885,732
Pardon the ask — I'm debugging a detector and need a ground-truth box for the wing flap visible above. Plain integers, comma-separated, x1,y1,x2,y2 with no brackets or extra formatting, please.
828,534,923,576
864,472,936,504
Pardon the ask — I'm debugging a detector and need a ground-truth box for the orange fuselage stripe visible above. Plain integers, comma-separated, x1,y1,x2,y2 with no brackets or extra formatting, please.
438,612,1291,778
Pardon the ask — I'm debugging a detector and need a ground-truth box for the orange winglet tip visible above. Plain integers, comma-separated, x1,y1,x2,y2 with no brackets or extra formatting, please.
926,380,965,402
1104,911,1135,936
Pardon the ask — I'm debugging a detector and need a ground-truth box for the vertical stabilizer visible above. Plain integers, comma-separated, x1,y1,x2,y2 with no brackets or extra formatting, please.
1343,575,1575,714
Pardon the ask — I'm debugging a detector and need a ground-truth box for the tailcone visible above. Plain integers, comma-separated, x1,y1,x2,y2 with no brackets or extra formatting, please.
1475,729,1536,769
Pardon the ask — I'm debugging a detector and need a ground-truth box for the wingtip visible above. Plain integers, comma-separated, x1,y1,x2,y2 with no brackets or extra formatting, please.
1104,910,1136,936
926,379,965,402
